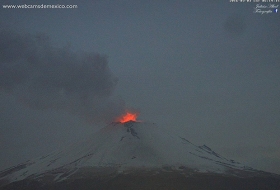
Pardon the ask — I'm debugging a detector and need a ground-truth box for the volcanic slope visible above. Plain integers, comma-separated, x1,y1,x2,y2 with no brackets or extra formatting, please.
1,121,279,190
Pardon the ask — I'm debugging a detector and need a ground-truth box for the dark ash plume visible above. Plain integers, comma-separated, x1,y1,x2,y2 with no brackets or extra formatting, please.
0,30,125,123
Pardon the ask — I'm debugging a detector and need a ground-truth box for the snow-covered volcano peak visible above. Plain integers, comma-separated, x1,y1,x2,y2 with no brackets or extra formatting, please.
0,121,265,184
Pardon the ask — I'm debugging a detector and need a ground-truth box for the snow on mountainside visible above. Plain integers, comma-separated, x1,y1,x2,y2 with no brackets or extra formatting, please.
0,121,272,185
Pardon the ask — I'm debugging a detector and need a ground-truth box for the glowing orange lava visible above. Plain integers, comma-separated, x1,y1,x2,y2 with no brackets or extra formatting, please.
116,112,139,123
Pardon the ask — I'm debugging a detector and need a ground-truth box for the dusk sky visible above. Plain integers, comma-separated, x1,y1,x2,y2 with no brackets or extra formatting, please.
1,0,279,174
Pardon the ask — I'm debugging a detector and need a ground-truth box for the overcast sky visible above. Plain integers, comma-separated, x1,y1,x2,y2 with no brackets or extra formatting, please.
1,0,279,174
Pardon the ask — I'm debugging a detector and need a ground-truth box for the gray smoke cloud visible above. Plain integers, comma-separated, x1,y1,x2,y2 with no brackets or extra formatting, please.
0,30,125,123
223,14,247,36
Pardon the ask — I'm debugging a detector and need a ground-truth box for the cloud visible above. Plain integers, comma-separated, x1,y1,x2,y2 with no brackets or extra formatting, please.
0,30,125,123
223,14,247,36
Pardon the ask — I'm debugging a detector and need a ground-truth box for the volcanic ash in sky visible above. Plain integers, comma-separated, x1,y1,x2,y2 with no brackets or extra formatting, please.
0,30,125,123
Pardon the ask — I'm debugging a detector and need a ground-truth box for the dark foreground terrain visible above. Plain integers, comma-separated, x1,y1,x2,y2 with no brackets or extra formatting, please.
1,168,280,190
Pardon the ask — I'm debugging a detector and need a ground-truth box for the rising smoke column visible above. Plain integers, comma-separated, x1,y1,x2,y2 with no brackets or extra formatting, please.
0,30,125,123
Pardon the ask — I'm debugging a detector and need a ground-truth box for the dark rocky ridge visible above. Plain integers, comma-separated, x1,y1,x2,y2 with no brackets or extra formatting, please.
1,167,280,190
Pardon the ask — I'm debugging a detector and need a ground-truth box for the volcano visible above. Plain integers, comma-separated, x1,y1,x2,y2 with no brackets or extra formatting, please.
1,121,279,190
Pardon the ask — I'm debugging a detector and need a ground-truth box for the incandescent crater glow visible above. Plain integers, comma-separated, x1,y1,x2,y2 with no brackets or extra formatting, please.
116,112,139,123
